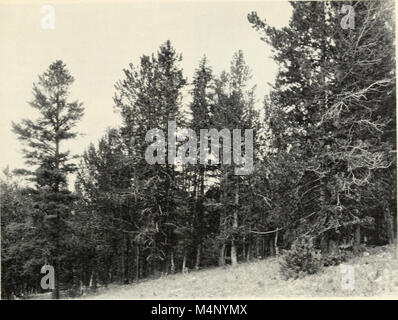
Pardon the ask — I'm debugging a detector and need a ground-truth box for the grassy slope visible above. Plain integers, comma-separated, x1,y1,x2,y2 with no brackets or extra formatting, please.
78,244,398,299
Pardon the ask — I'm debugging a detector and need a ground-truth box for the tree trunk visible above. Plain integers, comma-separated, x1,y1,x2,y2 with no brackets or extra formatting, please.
255,236,260,258
142,250,147,278
52,259,60,299
375,209,382,245
194,166,205,270
242,237,246,260
353,224,361,254
269,234,275,256
231,240,238,266
274,231,279,255
170,250,175,274
182,251,187,273
230,182,239,266
219,243,226,266
384,207,395,244
246,243,251,261
135,245,140,281
89,270,98,292
194,244,201,270
124,236,130,284
219,169,227,267
53,112,61,300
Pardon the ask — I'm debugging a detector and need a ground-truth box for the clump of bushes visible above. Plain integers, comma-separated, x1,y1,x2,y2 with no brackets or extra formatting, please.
280,235,322,279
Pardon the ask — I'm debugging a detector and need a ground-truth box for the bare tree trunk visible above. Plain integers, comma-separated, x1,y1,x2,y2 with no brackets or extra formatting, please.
90,270,98,292
269,234,275,256
255,236,260,258
182,251,187,273
120,249,125,282
194,166,205,270
124,235,130,284
194,244,201,270
263,235,267,257
246,243,251,261
375,210,382,245
52,112,61,300
219,243,226,266
141,250,146,278
52,259,60,299
274,231,279,255
230,183,239,266
219,168,227,267
231,240,238,266
242,237,246,260
384,207,395,244
170,250,175,274
135,245,140,281
353,224,361,254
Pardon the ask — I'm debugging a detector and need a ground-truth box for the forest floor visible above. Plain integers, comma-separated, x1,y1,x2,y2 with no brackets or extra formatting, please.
75,244,398,299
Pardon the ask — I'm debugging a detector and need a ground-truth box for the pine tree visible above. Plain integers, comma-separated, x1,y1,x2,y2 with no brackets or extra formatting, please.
114,40,187,275
189,56,215,269
12,60,84,298
248,0,396,250
212,51,256,266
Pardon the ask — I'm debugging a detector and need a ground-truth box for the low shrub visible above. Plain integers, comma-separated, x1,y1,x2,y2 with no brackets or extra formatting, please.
280,235,322,279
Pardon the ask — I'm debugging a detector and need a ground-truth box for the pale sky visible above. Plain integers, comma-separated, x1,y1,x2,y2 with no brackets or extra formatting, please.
0,0,292,176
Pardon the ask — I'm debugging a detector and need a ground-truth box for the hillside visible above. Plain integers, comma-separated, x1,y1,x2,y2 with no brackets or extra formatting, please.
74,245,397,299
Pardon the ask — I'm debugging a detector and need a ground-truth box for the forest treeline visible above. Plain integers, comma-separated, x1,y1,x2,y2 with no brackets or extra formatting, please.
1,1,396,299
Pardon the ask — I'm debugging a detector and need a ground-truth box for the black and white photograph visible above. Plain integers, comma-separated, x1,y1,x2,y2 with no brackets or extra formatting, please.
0,0,397,302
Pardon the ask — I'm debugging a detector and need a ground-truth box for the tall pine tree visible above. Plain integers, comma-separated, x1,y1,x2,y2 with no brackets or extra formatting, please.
12,60,84,298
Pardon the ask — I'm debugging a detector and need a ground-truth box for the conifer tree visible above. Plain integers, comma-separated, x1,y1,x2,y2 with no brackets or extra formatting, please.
248,0,396,250
114,41,187,274
189,56,215,269
12,60,84,298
